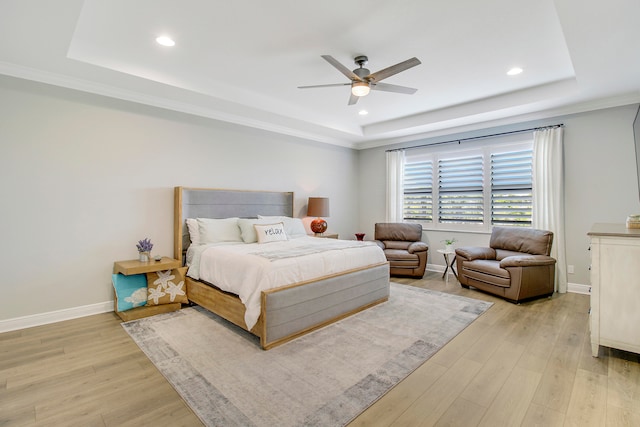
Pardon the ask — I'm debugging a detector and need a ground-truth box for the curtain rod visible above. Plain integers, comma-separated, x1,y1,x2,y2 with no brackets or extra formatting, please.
385,123,564,152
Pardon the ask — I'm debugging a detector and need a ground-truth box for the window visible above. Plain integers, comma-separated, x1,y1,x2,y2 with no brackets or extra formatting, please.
438,154,484,224
403,159,433,221
401,140,532,231
491,149,533,226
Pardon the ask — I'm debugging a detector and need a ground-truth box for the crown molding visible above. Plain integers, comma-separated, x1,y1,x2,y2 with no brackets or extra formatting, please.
0,61,359,149
3,61,638,152
355,91,640,150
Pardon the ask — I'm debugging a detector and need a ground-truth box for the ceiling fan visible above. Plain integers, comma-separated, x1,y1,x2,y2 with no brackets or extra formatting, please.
298,55,421,105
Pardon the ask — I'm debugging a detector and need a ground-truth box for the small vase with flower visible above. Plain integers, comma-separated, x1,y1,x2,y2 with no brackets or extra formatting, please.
442,238,457,252
136,238,153,262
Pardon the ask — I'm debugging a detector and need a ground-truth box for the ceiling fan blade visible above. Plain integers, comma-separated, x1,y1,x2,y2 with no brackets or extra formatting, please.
298,83,351,89
371,82,418,94
367,57,421,82
348,92,360,105
321,55,362,82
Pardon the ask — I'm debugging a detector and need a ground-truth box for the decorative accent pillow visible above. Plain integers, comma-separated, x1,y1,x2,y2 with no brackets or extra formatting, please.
186,218,201,245
238,218,274,243
257,215,307,237
112,273,147,312
197,217,242,243
146,267,189,306
254,222,288,244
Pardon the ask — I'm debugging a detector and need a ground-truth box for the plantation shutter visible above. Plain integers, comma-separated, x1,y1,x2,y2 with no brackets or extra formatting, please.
403,159,433,221
491,149,533,226
438,155,484,224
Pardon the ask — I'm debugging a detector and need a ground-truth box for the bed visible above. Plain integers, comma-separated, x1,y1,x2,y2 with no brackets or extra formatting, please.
174,187,390,349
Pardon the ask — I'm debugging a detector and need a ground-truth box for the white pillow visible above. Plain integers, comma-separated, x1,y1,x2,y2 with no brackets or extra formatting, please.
197,217,242,243
254,222,288,244
257,215,307,237
237,218,274,243
186,218,201,245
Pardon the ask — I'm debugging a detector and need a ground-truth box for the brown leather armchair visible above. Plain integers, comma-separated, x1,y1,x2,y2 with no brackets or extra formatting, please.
374,223,429,278
455,227,556,303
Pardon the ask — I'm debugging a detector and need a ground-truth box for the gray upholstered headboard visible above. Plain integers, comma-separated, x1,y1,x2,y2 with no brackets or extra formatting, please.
174,187,294,261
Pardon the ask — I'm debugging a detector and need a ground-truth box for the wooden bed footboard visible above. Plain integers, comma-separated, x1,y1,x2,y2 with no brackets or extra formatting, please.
185,262,390,349
260,262,390,349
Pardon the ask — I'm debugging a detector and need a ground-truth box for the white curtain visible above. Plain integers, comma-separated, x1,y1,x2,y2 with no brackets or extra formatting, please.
386,150,405,222
532,127,568,293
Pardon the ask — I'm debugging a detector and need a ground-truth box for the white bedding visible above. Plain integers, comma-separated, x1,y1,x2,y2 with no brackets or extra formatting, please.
187,236,386,330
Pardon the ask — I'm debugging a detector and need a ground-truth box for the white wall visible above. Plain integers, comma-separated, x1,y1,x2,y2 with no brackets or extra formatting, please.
358,104,640,286
2,72,638,324
0,75,359,322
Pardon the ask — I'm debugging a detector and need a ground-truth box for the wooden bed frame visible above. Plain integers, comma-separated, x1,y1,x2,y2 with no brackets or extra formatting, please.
174,187,390,350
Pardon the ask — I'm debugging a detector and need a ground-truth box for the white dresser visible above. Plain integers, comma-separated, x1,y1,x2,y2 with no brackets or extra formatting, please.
588,223,640,357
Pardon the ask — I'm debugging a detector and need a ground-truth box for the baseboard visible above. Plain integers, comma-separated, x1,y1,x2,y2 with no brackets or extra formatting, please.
0,301,114,333
0,279,593,334
426,263,448,274
567,282,591,295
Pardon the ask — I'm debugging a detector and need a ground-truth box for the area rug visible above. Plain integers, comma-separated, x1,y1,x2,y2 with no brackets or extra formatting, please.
122,283,492,427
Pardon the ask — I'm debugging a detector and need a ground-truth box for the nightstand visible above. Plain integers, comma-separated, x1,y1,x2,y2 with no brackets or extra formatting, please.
113,257,182,321
310,233,339,239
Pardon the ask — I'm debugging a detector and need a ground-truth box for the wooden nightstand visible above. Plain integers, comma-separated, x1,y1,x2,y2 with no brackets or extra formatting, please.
310,233,339,239
113,257,182,322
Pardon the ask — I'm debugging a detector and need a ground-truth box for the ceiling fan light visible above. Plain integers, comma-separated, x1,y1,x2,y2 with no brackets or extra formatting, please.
351,82,370,97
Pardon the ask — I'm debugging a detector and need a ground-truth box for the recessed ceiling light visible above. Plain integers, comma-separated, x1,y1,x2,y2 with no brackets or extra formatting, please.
358,110,369,116
507,67,523,76
156,36,175,47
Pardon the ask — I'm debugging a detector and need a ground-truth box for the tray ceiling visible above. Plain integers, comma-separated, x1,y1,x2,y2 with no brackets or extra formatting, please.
1,0,639,148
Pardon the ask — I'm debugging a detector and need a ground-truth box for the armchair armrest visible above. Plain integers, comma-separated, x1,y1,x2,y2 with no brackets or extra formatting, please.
500,255,556,268
455,247,496,261
408,241,428,253
374,240,385,250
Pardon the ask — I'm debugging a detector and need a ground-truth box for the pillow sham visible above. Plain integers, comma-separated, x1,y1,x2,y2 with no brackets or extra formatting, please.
238,218,274,243
146,267,189,306
197,217,243,243
254,222,288,244
186,218,201,245
257,215,307,237
112,273,147,312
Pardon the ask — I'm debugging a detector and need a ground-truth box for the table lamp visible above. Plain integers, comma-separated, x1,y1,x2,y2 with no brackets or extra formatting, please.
307,197,330,235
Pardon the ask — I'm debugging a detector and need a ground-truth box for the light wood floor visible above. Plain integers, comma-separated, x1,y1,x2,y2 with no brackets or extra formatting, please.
2,272,639,426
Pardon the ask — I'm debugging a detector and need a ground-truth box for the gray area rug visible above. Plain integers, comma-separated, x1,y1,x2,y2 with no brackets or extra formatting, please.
122,283,492,427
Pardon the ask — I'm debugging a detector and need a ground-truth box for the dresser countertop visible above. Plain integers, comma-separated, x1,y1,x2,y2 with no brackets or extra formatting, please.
588,223,640,238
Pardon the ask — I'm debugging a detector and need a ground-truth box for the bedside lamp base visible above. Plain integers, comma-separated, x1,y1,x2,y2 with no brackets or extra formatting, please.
311,218,328,234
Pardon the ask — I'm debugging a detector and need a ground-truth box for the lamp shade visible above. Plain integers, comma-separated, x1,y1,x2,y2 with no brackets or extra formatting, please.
307,197,330,217
307,197,330,234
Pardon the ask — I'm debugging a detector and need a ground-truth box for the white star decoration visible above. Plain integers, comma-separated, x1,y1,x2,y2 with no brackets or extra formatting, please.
148,270,185,304
153,270,175,288
164,280,185,302
148,286,166,304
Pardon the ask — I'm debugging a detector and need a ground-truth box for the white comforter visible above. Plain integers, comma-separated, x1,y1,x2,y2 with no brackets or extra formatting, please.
187,236,386,330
